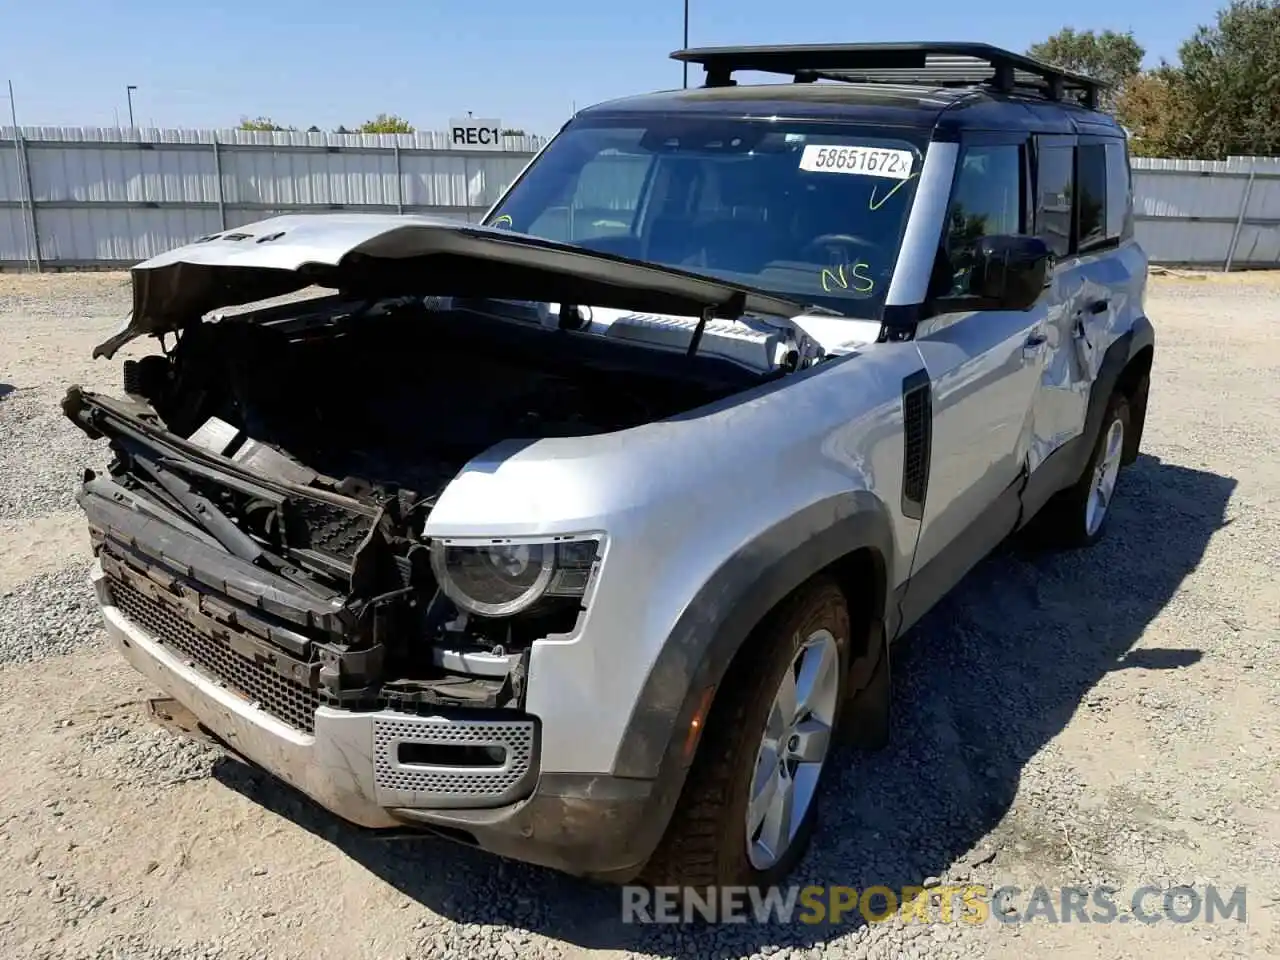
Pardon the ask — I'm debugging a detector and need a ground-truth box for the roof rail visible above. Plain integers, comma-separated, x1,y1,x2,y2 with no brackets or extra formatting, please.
669,42,1106,109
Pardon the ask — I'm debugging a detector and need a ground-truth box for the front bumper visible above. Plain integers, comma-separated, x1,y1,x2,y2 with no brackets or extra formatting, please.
92,563,665,880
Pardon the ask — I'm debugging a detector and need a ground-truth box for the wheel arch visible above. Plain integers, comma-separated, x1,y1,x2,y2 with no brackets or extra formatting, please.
606,492,897,870
612,490,896,781
1116,322,1154,464
1076,314,1155,479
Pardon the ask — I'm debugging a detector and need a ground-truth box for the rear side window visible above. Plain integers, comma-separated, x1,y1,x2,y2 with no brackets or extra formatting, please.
1076,143,1108,252
1105,140,1134,241
1034,144,1074,257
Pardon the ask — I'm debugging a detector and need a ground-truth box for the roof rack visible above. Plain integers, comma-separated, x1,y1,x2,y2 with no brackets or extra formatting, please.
670,42,1106,109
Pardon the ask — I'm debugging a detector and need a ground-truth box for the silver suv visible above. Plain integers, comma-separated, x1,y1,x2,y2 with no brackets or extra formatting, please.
66,42,1153,889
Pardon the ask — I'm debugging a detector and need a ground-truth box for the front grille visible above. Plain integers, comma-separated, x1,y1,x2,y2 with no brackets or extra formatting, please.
288,499,374,561
109,578,321,734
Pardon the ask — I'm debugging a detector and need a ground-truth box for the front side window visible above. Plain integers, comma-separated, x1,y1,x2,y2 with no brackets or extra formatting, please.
933,144,1025,297
486,116,929,317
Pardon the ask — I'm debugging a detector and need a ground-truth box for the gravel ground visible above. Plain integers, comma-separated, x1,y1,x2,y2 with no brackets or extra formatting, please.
0,270,1278,959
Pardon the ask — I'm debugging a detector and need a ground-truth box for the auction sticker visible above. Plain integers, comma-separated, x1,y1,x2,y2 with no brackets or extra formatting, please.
799,144,915,179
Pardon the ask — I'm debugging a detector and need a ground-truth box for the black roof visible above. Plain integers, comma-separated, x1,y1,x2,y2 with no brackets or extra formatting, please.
577,42,1122,137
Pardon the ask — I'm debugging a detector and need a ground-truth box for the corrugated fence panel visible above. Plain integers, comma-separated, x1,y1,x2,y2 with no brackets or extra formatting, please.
221,148,402,206
2,127,1278,270
0,146,25,202
1,126,549,266
1133,220,1238,266
1132,170,1246,220
1130,156,1280,266
35,206,222,263
400,154,470,208
1230,224,1280,265
223,208,297,230
0,208,31,262
1248,172,1280,219
1231,169,1280,264
28,144,220,203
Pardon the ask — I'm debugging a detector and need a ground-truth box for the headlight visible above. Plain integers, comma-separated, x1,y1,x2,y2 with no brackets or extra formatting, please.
428,536,600,618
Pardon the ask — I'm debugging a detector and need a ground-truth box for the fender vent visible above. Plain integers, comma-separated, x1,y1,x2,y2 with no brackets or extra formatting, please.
900,371,932,519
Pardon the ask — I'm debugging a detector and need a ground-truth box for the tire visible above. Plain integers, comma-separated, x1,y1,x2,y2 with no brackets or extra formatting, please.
1032,393,1131,548
639,577,851,890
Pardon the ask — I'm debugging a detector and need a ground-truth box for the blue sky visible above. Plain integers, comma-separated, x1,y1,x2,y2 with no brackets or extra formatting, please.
4,0,1224,135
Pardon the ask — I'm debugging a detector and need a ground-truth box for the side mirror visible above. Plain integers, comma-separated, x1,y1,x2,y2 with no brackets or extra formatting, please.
969,235,1053,310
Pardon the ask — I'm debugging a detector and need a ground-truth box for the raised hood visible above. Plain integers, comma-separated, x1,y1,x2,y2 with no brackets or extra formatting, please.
96,213,818,358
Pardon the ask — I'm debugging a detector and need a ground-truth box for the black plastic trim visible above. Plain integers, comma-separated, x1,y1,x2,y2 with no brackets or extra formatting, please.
900,370,933,520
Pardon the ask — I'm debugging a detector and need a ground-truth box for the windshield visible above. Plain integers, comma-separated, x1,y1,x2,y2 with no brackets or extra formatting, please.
485,115,928,316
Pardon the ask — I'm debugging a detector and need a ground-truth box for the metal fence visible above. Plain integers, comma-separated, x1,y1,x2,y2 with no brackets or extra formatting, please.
1131,156,1280,270
3,127,1279,271
0,126,549,269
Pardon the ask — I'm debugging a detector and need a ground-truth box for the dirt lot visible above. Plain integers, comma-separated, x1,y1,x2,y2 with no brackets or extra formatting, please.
1,270,1277,960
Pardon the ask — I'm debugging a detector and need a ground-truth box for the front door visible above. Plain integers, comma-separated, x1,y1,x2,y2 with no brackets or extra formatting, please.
900,136,1049,623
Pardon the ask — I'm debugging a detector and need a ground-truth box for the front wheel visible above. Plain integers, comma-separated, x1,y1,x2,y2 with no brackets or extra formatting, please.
639,578,851,889
1033,393,1131,548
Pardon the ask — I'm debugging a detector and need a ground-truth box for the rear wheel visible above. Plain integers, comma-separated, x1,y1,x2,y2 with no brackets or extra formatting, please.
1033,393,1131,548
640,578,851,889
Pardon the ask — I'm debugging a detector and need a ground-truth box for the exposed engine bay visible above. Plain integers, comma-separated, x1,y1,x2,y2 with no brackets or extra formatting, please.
65,292,776,725
142,295,765,494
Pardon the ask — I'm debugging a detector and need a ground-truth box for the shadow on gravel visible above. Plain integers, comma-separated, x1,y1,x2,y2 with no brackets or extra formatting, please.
0,383,15,400
212,452,1234,955
1112,647,1204,670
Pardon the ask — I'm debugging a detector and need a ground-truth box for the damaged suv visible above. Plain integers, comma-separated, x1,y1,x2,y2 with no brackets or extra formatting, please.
66,42,1153,888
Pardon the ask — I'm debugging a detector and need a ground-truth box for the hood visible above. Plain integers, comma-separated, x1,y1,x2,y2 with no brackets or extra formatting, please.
95,213,822,358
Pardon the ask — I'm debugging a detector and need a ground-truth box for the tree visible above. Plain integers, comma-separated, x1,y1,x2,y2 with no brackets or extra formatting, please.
500,127,527,136
238,116,294,131
1028,28,1145,110
1112,1,1280,159
1174,0,1280,157
1115,67,1195,156
357,113,414,134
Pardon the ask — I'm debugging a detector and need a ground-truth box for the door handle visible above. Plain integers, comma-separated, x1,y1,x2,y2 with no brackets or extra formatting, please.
1087,298,1109,315
1023,331,1048,356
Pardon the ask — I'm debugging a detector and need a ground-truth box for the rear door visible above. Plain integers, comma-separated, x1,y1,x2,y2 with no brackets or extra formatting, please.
1027,133,1142,473
1026,135,1089,472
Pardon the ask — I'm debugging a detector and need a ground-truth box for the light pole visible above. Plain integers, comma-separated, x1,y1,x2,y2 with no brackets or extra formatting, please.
126,85,137,128
682,0,690,88
5,79,38,271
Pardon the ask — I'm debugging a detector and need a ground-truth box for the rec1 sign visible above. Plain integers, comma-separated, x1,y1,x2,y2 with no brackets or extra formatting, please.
448,118,503,150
